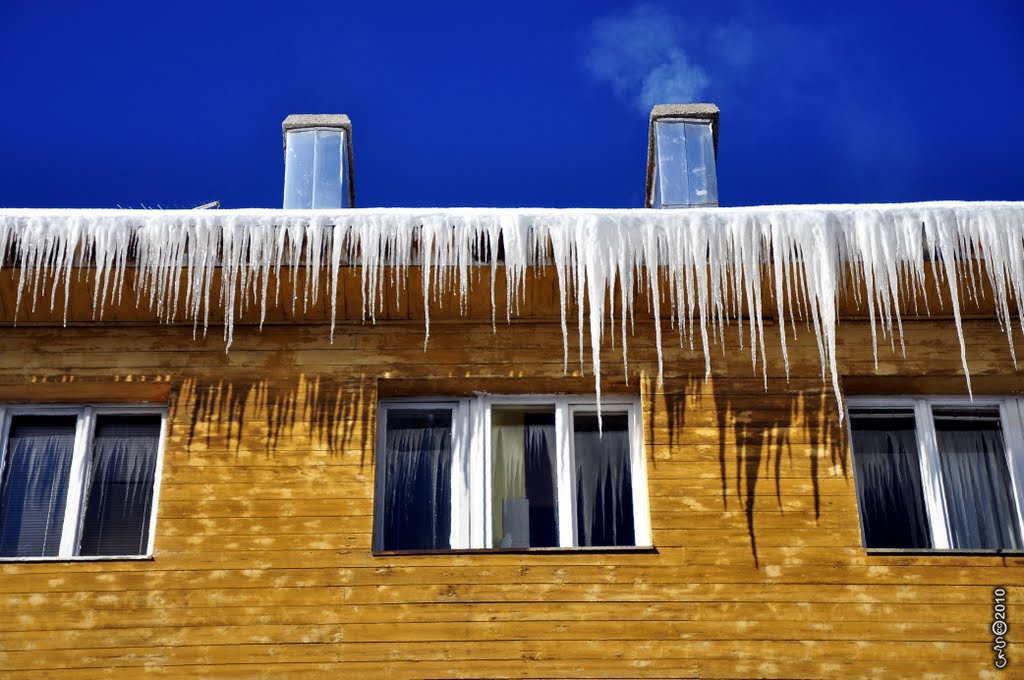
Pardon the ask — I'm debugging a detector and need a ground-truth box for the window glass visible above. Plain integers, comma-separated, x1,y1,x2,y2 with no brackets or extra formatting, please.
380,409,453,551
491,408,557,548
933,407,1021,550
653,119,718,208
573,413,635,547
0,416,78,557
79,415,162,557
849,409,932,549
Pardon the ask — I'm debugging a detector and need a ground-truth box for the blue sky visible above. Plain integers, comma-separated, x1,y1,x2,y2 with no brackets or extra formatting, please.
1,1,1021,209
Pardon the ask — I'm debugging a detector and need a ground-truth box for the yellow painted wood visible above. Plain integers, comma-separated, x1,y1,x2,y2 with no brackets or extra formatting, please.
1,282,1023,677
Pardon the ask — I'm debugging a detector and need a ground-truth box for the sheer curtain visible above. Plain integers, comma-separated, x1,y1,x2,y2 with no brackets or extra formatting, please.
849,413,932,549
573,413,634,547
0,416,78,557
491,411,556,548
382,409,453,551
934,409,1021,550
78,415,162,556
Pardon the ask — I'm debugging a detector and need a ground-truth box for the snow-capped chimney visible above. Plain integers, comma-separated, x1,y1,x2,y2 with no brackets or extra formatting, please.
646,104,719,208
282,114,355,208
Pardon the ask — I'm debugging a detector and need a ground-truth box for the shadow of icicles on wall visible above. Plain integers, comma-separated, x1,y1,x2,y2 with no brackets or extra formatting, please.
718,387,842,569
169,375,373,463
652,376,844,569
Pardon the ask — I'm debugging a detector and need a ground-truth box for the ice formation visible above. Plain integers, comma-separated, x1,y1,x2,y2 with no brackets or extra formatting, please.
2,202,1024,413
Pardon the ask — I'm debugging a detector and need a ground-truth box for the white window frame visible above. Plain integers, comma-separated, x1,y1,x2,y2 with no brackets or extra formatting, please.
374,395,651,551
846,395,1024,551
0,404,168,561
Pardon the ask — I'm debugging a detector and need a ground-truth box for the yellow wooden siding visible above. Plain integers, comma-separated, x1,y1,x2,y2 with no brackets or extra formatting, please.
0,272,1022,677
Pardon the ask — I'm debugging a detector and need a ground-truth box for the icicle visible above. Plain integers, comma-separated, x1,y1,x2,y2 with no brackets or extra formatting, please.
925,209,973,397
328,220,344,342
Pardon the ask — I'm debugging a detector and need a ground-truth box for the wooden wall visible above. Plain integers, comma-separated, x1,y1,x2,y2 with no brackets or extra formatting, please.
0,266,1022,678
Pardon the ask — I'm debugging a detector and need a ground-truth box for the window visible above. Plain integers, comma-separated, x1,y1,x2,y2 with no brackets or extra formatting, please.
848,397,1024,551
374,396,650,551
0,406,166,559
646,104,720,209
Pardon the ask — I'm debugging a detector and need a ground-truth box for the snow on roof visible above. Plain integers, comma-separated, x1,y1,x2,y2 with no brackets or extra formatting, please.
2,201,1024,413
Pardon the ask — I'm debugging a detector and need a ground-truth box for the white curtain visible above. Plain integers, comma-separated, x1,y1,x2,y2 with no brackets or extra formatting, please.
851,425,932,549
936,423,1021,550
492,417,556,548
78,415,161,556
0,416,77,557
382,410,452,551
574,414,634,547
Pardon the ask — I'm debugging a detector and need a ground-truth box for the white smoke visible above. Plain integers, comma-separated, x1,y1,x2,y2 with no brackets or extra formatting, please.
586,4,709,113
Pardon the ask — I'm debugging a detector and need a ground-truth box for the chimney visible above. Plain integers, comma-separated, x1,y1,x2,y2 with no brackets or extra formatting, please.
282,114,355,208
645,104,719,208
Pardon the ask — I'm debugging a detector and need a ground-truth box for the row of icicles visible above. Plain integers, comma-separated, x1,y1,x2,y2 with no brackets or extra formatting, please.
2,202,1024,414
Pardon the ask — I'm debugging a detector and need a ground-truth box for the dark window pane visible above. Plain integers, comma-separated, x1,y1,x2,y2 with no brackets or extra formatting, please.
933,408,1021,550
381,409,452,551
491,409,558,548
574,413,634,547
849,410,932,549
79,415,162,556
0,416,78,557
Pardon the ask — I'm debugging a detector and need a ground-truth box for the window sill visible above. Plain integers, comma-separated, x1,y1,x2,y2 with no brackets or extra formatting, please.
865,548,1024,557
0,555,154,563
373,545,658,557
